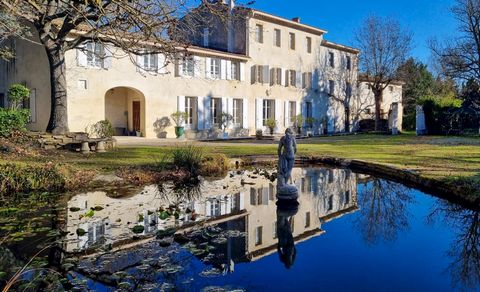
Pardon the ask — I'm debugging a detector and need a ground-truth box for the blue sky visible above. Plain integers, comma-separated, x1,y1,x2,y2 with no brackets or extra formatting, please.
249,0,458,65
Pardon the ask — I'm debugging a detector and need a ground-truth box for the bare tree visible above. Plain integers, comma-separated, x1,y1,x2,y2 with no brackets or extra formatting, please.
0,0,240,134
355,16,412,131
431,0,480,82
0,10,30,60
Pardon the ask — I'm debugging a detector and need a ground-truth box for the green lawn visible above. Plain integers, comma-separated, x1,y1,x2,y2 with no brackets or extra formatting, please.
6,133,480,185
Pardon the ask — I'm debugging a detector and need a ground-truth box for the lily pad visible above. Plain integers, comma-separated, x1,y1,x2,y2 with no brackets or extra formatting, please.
132,225,145,234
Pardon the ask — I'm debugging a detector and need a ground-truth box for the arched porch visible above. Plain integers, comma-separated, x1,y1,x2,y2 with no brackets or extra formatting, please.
105,87,146,136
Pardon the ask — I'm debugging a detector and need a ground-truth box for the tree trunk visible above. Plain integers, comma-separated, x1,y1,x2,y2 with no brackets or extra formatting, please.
374,89,383,131
44,43,69,134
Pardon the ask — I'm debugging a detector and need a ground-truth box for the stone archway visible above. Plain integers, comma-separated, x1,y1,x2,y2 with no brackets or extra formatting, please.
105,87,146,136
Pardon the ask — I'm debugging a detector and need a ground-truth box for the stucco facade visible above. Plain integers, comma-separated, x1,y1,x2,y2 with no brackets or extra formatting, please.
0,1,401,138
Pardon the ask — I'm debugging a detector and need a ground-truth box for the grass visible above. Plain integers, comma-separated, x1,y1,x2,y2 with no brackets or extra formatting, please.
2,133,480,189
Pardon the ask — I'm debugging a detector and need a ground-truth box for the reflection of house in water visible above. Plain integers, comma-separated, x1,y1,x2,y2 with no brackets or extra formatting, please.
65,167,358,268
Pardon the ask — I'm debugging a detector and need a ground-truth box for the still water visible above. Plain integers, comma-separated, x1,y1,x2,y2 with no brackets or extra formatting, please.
0,167,479,291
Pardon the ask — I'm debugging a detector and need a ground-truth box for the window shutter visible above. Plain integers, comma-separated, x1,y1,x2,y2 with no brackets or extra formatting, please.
243,98,248,129
296,100,301,116
239,62,245,82
284,100,289,127
221,97,228,114
206,201,211,217
270,68,275,86
76,43,87,67
103,45,113,69
274,99,281,133
262,65,270,84
227,97,234,129
193,56,202,77
284,70,289,87
221,59,227,79
312,69,319,89
204,96,212,129
226,60,232,80
197,96,204,130
255,98,263,129
251,65,257,84
157,54,166,74
296,71,302,88
302,102,307,126
205,57,211,79
177,96,186,126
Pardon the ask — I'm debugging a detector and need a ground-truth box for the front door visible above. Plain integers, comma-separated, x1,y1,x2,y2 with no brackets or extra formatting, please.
132,101,141,131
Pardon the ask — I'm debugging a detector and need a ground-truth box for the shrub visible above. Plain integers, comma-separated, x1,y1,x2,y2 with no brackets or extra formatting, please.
255,129,263,140
0,108,30,137
170,111,188,127
89,120,114,138
172,144,204,175
7,84,29,110
0,163,65,195
200,153,230,177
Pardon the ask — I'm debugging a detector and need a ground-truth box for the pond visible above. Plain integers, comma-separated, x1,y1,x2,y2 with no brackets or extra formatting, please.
0,166,479,291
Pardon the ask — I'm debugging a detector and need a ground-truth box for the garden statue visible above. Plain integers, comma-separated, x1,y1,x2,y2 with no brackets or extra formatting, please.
277,128,298,200
276,200,298,269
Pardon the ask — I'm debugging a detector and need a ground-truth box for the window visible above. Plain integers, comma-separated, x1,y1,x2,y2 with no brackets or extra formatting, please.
211,98,222,125
306,37,312,53
271,67,282,85
209,58,221,79
328,52,335,68
252,65,268,83
274,29,281,47
273,222,277,239
86,42,105,68
346,82,352,99
305,212,311,228
288,70,296,87
327,195,333,211
0,93,4,108
233,98,243,127
389,85,394,92
255,24,264,43
329,80,335,95
345,191,350,205
289,32,295,50
289,101,296,124
255,226,263,245
143,53,158,71
185,97,197,128
231,61,240,80
182,57,195,76
78,80,87,89
346,56,351,70
262,99,275,126
209,199,220,216
302,72,312,88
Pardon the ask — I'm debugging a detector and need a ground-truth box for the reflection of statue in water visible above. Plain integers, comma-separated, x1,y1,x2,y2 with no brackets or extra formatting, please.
277,128,298,200
276,200,299,269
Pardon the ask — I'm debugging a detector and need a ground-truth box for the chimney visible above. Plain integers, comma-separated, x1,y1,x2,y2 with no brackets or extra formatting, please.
292,17,300,23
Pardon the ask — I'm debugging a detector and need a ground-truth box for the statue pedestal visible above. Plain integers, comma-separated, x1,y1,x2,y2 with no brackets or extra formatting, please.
276,185,299,200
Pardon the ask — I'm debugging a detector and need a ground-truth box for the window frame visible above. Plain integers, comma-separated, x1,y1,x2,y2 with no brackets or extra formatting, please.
328,51,335,68
182,56,195,77
233,98,243,127
86,42,105,68
306,36,312,53
262,99,275,126
329,80,335,95
143,53,158,72
209,58,221,79
346,55,351,70
255,24,264,43
274,28,281,47
289,32,296,50
231,61,240,81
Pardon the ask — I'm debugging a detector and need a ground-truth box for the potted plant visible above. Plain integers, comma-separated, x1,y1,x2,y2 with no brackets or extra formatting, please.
305,117,316,137
170,111,188,138
294,114,304,135
265,118,277,135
